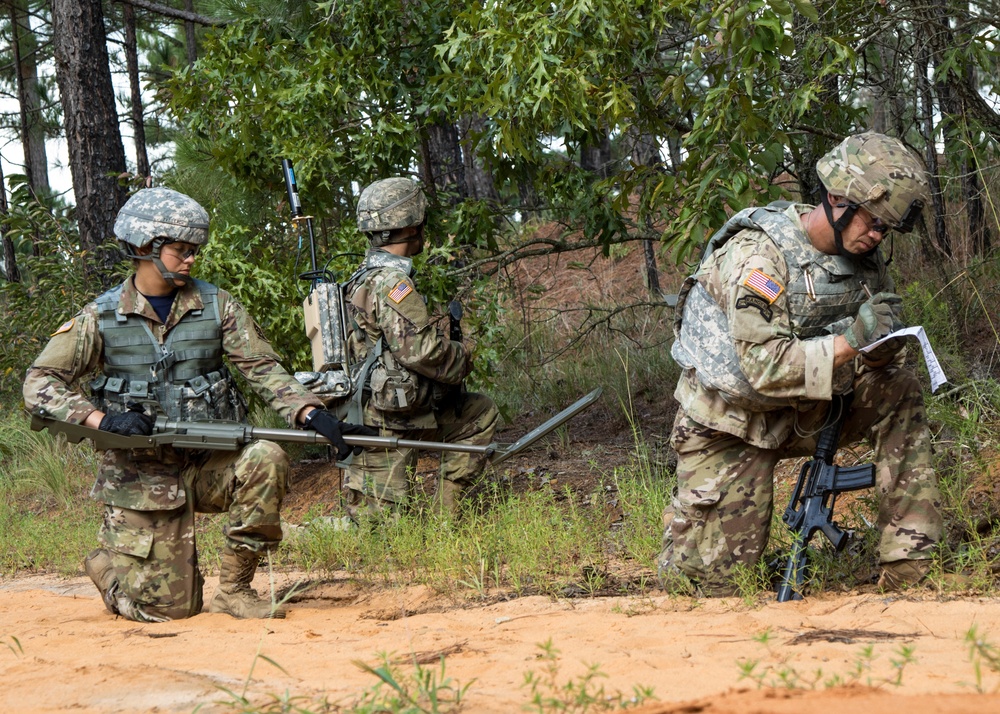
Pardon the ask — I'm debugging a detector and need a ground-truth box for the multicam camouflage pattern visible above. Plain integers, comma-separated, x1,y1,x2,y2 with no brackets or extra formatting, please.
672,203,888,449
341,249,497,514
344,249,471,431
113,187,210,250
660,366,943,595
815,132,930,230
356,178,427,242
661,205,942,595
673,203,886,416
96,440,288,622
344,392,498,517
24,275,321,513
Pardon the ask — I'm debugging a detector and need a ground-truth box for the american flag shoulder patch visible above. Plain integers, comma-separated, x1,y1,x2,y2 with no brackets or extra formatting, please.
742,269,784,303
388,280,413,304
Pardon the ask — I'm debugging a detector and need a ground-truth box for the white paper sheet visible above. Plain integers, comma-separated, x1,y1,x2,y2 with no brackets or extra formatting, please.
860,326,948,392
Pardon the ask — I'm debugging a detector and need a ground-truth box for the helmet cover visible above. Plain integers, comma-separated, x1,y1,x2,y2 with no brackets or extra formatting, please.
356,178,427,238
114,187,210,250
816,132,929,231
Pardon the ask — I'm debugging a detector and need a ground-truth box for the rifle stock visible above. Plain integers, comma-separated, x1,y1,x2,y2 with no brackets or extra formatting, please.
775,393,876,602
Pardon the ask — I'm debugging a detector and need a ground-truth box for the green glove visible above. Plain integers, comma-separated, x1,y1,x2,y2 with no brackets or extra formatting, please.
843,292,901,351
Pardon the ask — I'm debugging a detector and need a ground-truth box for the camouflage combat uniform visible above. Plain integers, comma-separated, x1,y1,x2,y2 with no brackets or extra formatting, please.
23,276,323,621
342,248,498,516
659,202,943,595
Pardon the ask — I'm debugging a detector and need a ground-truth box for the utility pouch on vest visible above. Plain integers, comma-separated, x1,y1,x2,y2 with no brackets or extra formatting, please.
367,351,429,414
90,375,156,416
178,370,247,422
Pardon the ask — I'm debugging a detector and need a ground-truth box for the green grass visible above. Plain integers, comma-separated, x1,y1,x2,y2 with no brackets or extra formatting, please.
208,639,654,713
0,411,102,576
282,472,667,598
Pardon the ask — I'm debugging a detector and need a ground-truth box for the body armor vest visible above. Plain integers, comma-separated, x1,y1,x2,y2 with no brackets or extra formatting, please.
343,252,434,415
672,203,885,410
89,279,246,421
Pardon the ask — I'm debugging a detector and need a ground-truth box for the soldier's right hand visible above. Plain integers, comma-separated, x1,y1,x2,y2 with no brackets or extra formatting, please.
99,403,154,436
843,292,901,351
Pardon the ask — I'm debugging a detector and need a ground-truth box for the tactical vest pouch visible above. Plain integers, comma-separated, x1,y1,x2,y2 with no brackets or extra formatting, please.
90,375,154,416
295,369,354,407
178,370,247,422
368,352,429,414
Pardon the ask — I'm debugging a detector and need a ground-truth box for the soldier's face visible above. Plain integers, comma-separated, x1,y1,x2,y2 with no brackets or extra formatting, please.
406,224,426,256
161,242,200,281
832,202,890,255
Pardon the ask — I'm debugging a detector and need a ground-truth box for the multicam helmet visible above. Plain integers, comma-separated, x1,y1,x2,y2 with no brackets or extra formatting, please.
356,178,427,240
114,187,210,251
815,132,929,233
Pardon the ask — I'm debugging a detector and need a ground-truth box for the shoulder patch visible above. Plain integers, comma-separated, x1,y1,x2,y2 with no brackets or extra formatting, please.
387,280,413,304
51,318,75,336
735,295,774,322
742,269,784,303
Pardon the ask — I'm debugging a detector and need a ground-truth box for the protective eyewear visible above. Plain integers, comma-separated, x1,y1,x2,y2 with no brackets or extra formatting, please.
835,203,891,235
163,243,201,260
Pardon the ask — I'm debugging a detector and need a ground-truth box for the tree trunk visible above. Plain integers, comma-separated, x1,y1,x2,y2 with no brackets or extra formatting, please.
52,0,129,285
916,0,995,256
423,114,465,205
123,1,150,178
458,114,499,202
965,169,991,255
10,0,51,197
915,52,950,257
627,125,662,296
580,132,613,179
1,161,21,283
183,0,197,65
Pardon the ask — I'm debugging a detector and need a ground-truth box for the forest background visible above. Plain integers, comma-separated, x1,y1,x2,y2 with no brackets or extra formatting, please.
1,0,1000,595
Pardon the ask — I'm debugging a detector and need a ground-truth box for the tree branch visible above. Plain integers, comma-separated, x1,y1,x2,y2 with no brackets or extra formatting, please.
113,0,227,27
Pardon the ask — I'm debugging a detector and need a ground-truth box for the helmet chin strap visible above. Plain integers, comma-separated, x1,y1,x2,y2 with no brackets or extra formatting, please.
150,254,192,286
821,193,877,260
130,239,192,287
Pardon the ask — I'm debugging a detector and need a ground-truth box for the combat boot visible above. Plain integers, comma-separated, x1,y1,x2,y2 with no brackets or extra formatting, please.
83,548,120,615
877,559,932,590
209,548,286,619
433,479,465,517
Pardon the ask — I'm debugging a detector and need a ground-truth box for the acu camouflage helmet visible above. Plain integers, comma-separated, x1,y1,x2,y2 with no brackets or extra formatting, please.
357,178,427,245
114,187,210,252
816,132,929,232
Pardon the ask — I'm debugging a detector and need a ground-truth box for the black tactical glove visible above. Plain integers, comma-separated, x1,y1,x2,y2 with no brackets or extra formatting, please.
843,292,901,351
304,409,378,461
98,403,153,436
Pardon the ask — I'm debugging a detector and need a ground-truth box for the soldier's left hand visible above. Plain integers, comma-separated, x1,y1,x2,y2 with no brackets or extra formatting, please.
305,409,377,460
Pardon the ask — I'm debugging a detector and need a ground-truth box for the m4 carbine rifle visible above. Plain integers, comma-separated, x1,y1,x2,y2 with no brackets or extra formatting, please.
776,391,876,602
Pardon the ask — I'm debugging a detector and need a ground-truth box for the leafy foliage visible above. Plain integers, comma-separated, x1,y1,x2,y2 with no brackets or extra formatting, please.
0,177,129,403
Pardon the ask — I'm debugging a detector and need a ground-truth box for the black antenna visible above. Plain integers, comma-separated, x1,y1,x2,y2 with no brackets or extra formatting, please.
281,158,321,285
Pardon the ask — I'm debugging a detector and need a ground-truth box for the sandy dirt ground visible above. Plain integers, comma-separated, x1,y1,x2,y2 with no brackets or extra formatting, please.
4,572,1000,713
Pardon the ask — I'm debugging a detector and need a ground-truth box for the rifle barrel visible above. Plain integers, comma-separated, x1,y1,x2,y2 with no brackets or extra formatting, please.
246,425,494,455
